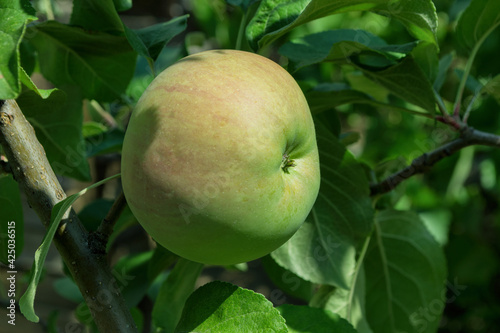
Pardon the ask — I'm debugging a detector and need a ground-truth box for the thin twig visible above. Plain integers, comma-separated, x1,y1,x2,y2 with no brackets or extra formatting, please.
370,127,500,196
95,191,127,248
0,100,137,332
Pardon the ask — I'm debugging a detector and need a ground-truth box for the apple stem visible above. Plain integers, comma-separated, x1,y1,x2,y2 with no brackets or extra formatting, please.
281,153,296,173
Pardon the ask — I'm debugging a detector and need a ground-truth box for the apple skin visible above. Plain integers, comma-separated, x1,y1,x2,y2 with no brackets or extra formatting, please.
121,49,320,265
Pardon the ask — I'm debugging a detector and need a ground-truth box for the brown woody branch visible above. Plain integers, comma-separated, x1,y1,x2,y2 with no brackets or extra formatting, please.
0,100,137,332
370,126,500,196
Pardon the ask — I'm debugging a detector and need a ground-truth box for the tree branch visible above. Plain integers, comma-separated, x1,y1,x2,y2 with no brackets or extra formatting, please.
0,100,137,332
94,191,127,250
370,127,500,196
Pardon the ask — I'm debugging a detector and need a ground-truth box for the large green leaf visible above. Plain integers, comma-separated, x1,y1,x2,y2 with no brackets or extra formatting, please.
70,0,124,33
278,304,358,333
246,0,438,50
364,210,447,333
280,29,417,73
0,0,37,99
0,174,24,265
456,0,500,51
27,21,136,102
17,87,91,181
152,258,204,332
271,123,374,289
175,281,288,332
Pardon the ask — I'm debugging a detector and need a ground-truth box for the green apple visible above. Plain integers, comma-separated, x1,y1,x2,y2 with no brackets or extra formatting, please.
121,49,320,265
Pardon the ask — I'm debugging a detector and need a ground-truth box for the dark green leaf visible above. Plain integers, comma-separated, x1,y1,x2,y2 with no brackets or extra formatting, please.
70,0,123,33
411,42,439,83
456,0,500,51
17,87,91,181
0,174,24,265
278,304,358,333
77,198,115,232
113,0,132,12
360,56,436,113
364,210,447,333
114,251,154,308
280,29,416,72
28,21,136,102
454,68,483,93
433,52,453,92
53,276,84,303
86,127,125,158
306,84,375,114
227,0,260,11
247,0,438,51
0,0,37,99
175,281,287,332
261,255,314,302
271,123,374,288
124,15,188,67
152,258,204,332
147,244,178,284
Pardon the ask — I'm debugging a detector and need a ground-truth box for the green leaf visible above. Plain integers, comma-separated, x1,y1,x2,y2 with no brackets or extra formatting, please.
19,174,120,322
77,198,114,232
306,84,375,114
433,52,453,92
309,265,373,333
53,276,84,303
27,21,136,102
0,174,24,265
114,251,154,308
147,244,178,284
152,258,204,332
17,86,91,181
364,209,447,333
124,15,188,69
227,0,260,11
482,74,500,105
419,210,452,247
411,42,439,83
0,0,37,99
280,29,416,73
246,0,438,51
19,67,58,99
113,0,132,12
278,304,358,333
271,123,374,288
360,56,436,113
175,281,288,332
261,255,314,302
85,127,125,158
456,0,500,51
70,0,124,33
